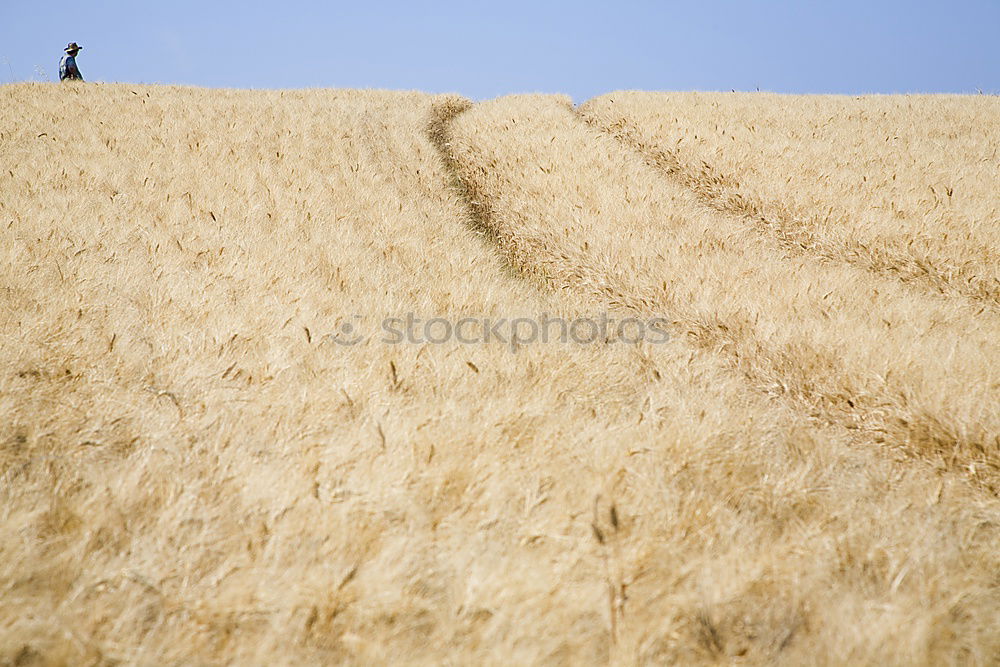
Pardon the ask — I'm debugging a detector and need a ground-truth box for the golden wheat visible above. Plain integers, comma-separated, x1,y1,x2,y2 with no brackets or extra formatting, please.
579,92,1000,307
1,83,998,665
445,94,1000,483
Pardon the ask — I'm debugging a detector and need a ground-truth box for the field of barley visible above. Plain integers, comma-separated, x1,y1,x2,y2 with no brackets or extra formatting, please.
1,83,998,665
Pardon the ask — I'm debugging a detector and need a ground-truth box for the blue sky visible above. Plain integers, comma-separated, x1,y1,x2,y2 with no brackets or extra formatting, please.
2,1,998,100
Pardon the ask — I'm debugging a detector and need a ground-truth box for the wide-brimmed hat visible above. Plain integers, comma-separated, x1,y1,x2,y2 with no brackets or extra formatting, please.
64,42,83,53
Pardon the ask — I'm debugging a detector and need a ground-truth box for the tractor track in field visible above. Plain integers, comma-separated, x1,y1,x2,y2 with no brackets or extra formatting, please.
425,96,543,288
426,97,1000,497
578,110,1000,312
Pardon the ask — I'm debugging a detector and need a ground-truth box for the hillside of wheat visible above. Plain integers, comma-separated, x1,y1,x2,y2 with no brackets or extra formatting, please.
1,83,998,665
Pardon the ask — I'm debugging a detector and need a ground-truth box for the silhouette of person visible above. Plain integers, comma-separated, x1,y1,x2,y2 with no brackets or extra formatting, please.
59,42,84,81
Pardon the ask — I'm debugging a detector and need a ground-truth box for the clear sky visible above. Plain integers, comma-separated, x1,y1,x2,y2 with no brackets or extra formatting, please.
2,0,998,100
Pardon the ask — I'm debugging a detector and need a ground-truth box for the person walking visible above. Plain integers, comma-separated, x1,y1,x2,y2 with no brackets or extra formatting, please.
59,42,84,81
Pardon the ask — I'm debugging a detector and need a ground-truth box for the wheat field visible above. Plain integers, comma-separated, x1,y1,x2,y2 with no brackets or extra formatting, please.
579,92,1000,306
1,83,998,665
